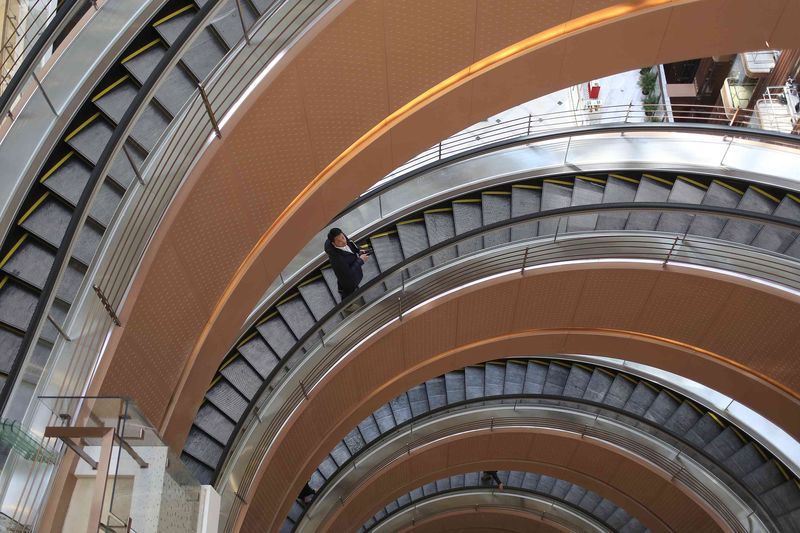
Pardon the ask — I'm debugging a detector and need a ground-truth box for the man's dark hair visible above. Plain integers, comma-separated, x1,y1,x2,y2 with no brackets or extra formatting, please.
327,228,344,242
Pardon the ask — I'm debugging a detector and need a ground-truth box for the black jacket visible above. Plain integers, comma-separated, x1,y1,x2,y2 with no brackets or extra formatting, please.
324,237,364,296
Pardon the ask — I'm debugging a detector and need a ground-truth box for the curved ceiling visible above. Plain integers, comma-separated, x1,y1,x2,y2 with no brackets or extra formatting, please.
234,263,800,530
90,0,800,453
389,508,567,533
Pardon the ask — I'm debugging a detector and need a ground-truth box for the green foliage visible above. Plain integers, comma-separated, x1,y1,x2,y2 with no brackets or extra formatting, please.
639,69,657,95
643,93,661,119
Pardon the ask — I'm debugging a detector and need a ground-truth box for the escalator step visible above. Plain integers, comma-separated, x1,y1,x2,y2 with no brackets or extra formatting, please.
577,491,603,513
522,361,547,394
406,383,429,417
424,209,456,266
409,487,424,501
358,251,384,303
452,201,482,256
510,185,541,241
502,360,526,394
778,508,800,532
484,362,504,396
210,1,256,49
356,414,380,443
722,442,766,478
655,176,707,234
564,484,586,505
123,40,168,85
388,393,412,425
463,472,480,486
592,499,618,521
219,357,261,399
425,376,447,409
205,379,248,420
542,362,569,395
320,267,341,304
450,473,466,488
180,452,214,485
0,279,39,331
183,427,223,468
73,223,104,266
276,295,315,339
373,404,396,433
92,77,137,123
153,4,196,45
562,364,591,398
620,517,646,533
688,180,743,237
317,455,337,478
396,220,432,276
662,401,702,435
248,0,279,15
596,174,637,230
297,277,336,321
759,480,800,515
602,374,636,408
435,478,450,492
308,470,325,491
481,192,511,247
236,334,279,378
193,402,234,444
464,365,484,399
742,460,786,494
718,186,778,244
2,241,84,304
750,195,800,253
65,113,113,164
19,197,71,247
130,103,172,152
551,479,571,498
607,507,633,530
622,382,658,416
155,64,198,117
180,28,227,81
538,180,571,235
506,471,524,488
642,390,680,425
342,426,366,454
255,315,296,358
329,440,351,466
0,328,23,373
567,177,603,232
107,141,146,190
444,370,465,403
582,369,614,402
370,233,404,274
626,174,672,230
521,472,540,490
536,475,556,493
287,500,303,522
703,427,745,462
685,413,725,448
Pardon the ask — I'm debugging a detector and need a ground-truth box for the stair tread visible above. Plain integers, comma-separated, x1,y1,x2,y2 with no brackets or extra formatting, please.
718,186,777,244
567,178,603,232
482,192,511,247
66,115,114,164
255,315,296,358
539,181,571,235
210,2,256,49
180,28,227,82
424,210,456,266
452,201,482,255
655,177,707,234
626,175,672,230
510,185,541,241
236,334,279,378
153,5,195,46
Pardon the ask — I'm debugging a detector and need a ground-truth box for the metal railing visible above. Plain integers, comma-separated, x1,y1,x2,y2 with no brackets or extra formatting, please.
217,204,800,531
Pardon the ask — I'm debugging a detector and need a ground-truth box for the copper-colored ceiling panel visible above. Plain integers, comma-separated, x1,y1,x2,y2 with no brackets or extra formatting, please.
403,509,566,533
455,280,519,345
402,299,459,367
294,0,390,169
567,443,624,482
769,0,800,47
569,0,626,18
384,0,477,111
512,271,586,330
572,269,660,329
526,432,579,466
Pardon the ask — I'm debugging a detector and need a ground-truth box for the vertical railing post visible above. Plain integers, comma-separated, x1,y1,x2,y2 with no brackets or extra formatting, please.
234,0,251,45
563,135,572,165
437,141,442,160
526,114,532,136
31,70,57,116
720,136,734,166
198,84,222,139
121,142,145,185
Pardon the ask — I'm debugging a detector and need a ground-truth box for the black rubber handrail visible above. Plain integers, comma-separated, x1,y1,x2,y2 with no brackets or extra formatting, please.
362,485,614,532
295,391,779,531
211,200,800,481
0,0,89,120
338,122,800,217
0,0,224,413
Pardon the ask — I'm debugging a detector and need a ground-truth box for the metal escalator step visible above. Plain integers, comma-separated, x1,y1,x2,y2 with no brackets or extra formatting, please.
397,492,412,506
358,253,385,303
510,185,541,241
444,370,466,403
155,64,198,116
237,334,278,378
0,328,23,373
396,220,432,277
2,241,85,304
688,180,743,237
39,152,92,202
122,41,168,85
357,414,380,443
107,141,146,190
343,426,366,454
276,295,315,339
722,442,766,478
592,499,618,521
388,393,412,425
425,376,446,409
542,362,569,395
452,201,482,255
73,223,103,266
317,455,337,478
219,357,261,399
607,507,633,530
481,192,511,247
521,472,541,490
65,114,114,164
656,177,707,234
551,479,571,498
0,279,39,331
92,77,138,123
184,426,223,467
484,362,504,396
562,364,591,398
620,517,646,533
180,452,214,485
539,181,571,236
255,314,296,358
248,0,279,15
424,210,457,266
308,469,325,491
506,471,524,488
435,478,450,491
210,2,256,49
778,508,800,532
621,382,658,416
41,300,68,345
760,480,800,515
703,427,745,462
320,267,341,304
577,491,603,513
582,369,613,402
464,472,480,486
663,401,702,435
464,365,484,399
751,195,800,253
522,361,547,394
497,471,510,485
298,277,335,321
406,383,430,417
536,475,556,493
502,360,526,394
205,379,248,420
370,232,404,273
718,186,778,244
450,473,466,488
642,390,680,425
685,413,724,448
741,460,786,494
194,403,234,443
564,484,586,505
153,5,196,45
329,441,351,466
626,175,672,230
130,103,172,152
408,486,424,501
567,178,603,232
373,403,396,433
287,500,303,522
596,175,638,230
180,28,227,82
602,374,636,408
87,182,123,228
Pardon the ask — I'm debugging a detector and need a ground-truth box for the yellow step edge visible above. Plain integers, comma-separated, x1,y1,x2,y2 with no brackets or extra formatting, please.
64,112,101,142
531,360,549,366
483,191,511,195
641,380,659,392
712,179,744,196
91,75,130,102
276,293,299,306
512,184,542,190
730,426,747,444
121,39,161,64
153,4,194,27
662,389,680,403
218,353,239,372
573,362,593,372
255,310,278,326
0,234,28,269
686,401,703,415
543,179,573,186
0,275,8,291
676,175,709,190
236,330,258,348
207,375,221,391
773,459,790,481
551,360,570,368
787,193,800,204
452,198,481,203
753,443,768,462
370,230,398,239
576,175,606,184
707,411,725,428
619,373,637,384
609,173,640,184
424,207,453,214
397,218,424,225
596,367,615,377
750,185,780,203
642,173,674,186
359,243,370,249
40,151,75,183
18,192,49,225
298,274,323,287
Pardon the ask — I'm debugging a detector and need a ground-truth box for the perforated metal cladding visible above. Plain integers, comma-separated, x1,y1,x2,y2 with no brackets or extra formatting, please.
410,512,563,533
474,0,572,59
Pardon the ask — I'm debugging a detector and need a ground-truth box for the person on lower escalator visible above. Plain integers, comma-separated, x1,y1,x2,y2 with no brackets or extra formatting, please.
481,470,504,490
324,228,369,314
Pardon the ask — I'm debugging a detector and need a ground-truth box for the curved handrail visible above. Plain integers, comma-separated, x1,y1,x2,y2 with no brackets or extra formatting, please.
299,402,768,533
298,393,778,532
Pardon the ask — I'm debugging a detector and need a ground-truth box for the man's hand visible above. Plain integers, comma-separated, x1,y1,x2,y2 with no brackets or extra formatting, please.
359,253,369,263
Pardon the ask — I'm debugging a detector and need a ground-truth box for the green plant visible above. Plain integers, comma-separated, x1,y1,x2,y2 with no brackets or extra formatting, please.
640,66,652,75
643,93,660,119
639,70,657,95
